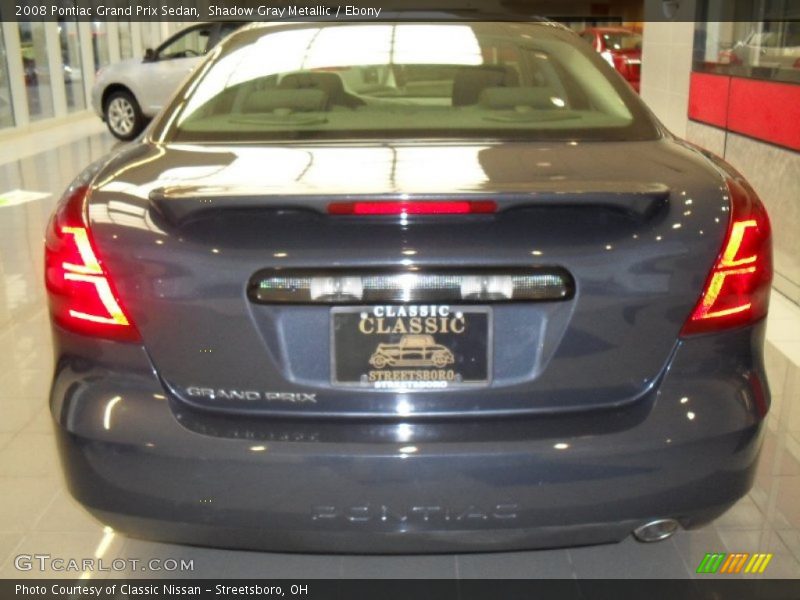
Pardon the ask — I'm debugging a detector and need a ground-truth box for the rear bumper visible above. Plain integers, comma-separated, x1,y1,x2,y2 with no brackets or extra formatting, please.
51,324,769,553
55,426,758,553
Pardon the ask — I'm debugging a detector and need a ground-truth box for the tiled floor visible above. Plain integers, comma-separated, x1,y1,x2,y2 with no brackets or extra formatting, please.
1,117,799,580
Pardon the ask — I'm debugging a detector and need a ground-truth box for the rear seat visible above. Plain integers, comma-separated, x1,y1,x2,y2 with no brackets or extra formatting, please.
279,72,365,108
451,65,519,106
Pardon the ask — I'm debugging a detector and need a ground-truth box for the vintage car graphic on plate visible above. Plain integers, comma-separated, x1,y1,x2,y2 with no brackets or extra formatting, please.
369,334,455,369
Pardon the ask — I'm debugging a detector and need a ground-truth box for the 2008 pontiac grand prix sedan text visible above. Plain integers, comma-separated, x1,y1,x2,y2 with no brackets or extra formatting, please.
46,20,773,553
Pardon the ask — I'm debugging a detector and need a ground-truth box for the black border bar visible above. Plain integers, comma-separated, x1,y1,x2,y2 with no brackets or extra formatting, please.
4,0,800,22
3,579,800,599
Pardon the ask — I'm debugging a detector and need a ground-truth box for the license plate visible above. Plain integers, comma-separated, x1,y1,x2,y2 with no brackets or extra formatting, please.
331,305,491,390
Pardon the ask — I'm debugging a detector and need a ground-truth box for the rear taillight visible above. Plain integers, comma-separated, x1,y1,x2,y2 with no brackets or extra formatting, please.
681,177,772,336
45,185,141,342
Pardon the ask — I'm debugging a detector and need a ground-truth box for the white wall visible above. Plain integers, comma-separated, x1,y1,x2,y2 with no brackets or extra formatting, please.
640,0,697,137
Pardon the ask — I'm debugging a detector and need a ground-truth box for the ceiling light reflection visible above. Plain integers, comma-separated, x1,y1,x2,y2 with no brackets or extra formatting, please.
103,396,122,430
396,423,413,442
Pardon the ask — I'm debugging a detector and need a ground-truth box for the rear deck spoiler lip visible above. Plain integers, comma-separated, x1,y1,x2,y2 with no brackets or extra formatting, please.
148,182,670,224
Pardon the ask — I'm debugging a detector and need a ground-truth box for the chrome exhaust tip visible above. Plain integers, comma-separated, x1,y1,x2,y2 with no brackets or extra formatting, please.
633,518,680,542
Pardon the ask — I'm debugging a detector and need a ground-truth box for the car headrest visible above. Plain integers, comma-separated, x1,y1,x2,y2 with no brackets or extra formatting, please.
479,87,561,110
452,65,518,107
279,71,364,108
242,89,328,113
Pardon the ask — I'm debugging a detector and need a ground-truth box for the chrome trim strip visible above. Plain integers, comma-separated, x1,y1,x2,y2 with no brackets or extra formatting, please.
248,268,574,304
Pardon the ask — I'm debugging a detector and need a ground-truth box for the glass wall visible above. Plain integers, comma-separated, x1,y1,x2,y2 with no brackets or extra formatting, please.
58,20,86,112
0,26,14,128
118,22,134,59
140,22,159,55
694,1,800,84
0,20,178,131
18,22,54,121
91,22,110,72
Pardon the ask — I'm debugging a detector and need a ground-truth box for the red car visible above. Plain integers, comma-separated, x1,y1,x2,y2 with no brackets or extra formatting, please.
579,27,642,92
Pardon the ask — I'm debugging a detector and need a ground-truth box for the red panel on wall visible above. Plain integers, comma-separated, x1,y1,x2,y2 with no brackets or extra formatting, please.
688,71,800,152
727,78,800,152
688,72,730,128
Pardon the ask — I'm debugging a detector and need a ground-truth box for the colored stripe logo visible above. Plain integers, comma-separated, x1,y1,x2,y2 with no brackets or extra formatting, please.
696,552,773,574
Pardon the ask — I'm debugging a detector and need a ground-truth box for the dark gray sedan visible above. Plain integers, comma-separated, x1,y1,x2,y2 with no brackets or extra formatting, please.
46,20,772,553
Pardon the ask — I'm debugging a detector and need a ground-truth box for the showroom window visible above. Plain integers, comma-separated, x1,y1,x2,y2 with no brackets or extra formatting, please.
91,21,110,72
694,1,800,85
18,21,54,120
0,25,14,128
58,19,86,112
139,22,162,55
118,22,134,59
690,0,800,152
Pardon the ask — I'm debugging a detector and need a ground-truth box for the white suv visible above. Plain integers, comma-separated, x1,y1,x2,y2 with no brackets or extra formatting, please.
92,22,245,140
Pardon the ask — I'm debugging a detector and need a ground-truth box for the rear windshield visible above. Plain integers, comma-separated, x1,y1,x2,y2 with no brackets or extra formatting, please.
160,22,659,143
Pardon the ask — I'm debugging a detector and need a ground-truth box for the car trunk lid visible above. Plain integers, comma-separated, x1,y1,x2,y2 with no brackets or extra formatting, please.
88,139,729,417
